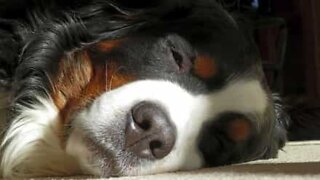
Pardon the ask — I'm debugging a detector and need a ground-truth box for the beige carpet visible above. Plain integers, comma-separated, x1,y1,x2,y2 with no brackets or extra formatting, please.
41,141,320,180
107,141,320,180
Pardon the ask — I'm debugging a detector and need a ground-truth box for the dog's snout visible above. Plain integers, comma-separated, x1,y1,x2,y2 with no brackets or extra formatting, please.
125,102,176,159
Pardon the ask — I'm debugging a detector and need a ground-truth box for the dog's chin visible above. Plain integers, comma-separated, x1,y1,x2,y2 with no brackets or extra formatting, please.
65,107,170,177
66,126,145,177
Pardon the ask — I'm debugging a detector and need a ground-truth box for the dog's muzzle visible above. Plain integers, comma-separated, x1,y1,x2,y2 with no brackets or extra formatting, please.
67,79,269,176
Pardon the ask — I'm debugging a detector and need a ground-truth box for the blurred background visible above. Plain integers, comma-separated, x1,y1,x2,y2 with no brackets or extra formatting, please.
218,0,320,141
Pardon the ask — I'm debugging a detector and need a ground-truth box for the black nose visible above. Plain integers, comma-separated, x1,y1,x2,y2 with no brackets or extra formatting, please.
125,102,176,159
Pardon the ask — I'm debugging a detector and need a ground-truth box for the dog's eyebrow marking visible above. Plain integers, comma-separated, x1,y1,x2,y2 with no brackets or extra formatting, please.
227,118,252,142
95,39,124,52
193,55,217,79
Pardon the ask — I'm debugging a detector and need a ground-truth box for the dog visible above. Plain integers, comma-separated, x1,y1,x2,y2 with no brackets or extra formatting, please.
0,0,288,178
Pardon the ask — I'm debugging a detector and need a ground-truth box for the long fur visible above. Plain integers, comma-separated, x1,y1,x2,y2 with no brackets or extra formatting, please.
0,97,81,177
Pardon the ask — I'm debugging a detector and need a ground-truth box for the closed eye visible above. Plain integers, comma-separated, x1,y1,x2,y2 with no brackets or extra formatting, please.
165,34,195,73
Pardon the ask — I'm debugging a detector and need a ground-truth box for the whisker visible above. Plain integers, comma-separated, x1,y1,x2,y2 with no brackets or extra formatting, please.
108,66,125,91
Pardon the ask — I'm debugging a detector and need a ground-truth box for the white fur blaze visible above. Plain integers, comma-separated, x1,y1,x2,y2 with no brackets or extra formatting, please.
67,79,269,176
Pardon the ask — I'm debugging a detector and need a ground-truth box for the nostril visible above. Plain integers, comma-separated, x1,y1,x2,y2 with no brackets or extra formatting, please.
150,140,163,157
125,102,176,159
131,103,154,131
150,140,162,150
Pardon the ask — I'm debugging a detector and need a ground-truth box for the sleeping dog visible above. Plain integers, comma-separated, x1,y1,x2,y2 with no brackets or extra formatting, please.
0,0,288,178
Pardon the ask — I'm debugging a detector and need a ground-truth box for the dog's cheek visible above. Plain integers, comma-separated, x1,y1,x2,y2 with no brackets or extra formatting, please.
50,46,136,146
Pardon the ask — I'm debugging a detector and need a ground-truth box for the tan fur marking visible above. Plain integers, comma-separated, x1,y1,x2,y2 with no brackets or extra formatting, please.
52,51,93,110
106,62,135,90
227,118,251,142
194,55,217,79
95,39,123,53
51,49,135,145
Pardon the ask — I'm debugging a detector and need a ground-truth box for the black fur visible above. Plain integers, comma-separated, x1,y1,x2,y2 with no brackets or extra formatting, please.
0,0,289,174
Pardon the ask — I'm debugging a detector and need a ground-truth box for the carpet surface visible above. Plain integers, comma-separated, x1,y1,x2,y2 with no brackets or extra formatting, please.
40,141,320,180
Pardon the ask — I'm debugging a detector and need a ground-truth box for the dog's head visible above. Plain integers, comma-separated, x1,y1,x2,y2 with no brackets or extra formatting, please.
1,0,287,177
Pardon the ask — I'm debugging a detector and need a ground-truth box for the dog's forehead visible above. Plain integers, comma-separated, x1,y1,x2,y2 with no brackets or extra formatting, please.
86,28,260,95
71,0,263,95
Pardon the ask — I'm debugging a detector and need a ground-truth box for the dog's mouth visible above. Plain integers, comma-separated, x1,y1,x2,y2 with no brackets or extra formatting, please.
64,80,198,177
105,102,177,173
67,102,178,177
